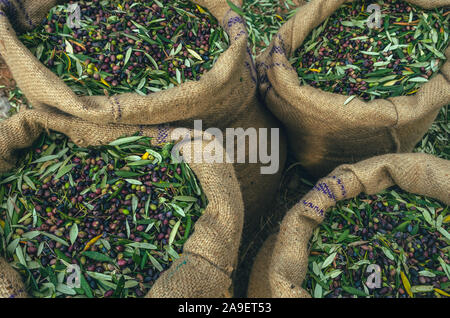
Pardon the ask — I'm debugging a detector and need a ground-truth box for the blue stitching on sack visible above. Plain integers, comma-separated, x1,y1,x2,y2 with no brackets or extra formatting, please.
14,0,32,26
226,15,245,30
8,288,25,298
332,176,347,197
0,0,17,20
314,182,337,201
157,125,170,145
302,199,324,216
221,10,257,85
166,255,189,280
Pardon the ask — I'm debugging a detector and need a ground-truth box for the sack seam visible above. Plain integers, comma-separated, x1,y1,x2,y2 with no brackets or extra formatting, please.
184,251,234,277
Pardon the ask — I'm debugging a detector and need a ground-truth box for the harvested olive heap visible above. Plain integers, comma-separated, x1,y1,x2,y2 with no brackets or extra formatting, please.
291,0,450,101
0,133,207,298
239,0,299,55
19,0,229,95
303,188,449,298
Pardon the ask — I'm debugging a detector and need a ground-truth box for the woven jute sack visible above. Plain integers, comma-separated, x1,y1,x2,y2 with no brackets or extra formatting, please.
256,0,450,178
247,153,450,298
0,108,244,298
0,0,287,238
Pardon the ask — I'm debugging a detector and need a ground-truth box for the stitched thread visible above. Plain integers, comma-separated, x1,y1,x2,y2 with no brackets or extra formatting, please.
157,125,170,145
302,199,324,216
15,0,32,26
0,0,17,20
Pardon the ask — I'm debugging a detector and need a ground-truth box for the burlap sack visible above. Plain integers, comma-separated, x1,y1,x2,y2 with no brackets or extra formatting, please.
0,108,244,298
0,0,287,241
256,0,450,178
247,153,450,298
0,257,29,298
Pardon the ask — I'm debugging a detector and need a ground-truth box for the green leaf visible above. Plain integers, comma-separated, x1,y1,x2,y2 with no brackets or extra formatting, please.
0,175,18,185
176,68,181,84
32,208,37,227
101,174,107,189
23,175,36,190
56,283,76,295
173,196,198,202
132,195,138,214
145,149,163,164
169,203,185,217
22,231,40,240
35,43,44,60
126,242,157,250
7,238,20,254
314,282,322,298
395,221,410,232
147,252,163,272
80,275,93,298
70,223,78,245
126,219,130,239
125,179,142,185
124,47,133,66
169,220,181,245
381,247,395,261
152,182,182,188
113,276,125,298
127,160,154,166
31,155,60,164
418,270,436,278
342,286,368,297
408,77,429,83
82,201,95,210
165,246,178,260
100,239,111,251
65,39,74,54
359,50,380,56
82,251,115,263
15,246,27,266
76,60,83,78
312,261,322,277
55,164,76,180
187,48,203,61
108,136,143,146
55,249,71,263
438,227,450,241
114,171,142,178
86,271,113,281
124,280,139,288
41,232,69,247
144,196,151,217
438,257,450,280
321,252,337,269
325,269,342,280
411,285,434,293
343,95,356,106
37,242,44,256
125,155,143,162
